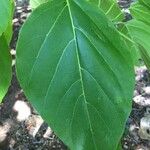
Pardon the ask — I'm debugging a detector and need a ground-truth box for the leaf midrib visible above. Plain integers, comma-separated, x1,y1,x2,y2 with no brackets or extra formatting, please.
66,0,98,149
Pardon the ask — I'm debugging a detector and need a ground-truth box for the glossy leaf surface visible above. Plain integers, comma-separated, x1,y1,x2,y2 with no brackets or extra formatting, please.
16,0,134,149
29,0,124,22
4,0,14,43
90,0,124,22
126,20,150,69
0,0,12,36
0,35,12,102
139,0,150,8
118,23,140,65
30,0,49,9
130,2,150,25
127,1,150,69
0,0,13,102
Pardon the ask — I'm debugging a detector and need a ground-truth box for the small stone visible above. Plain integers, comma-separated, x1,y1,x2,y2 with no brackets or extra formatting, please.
135,66,147,81
10,49,16,55
133,95,145,104
27,7,31,11
139,115,150,140
43,127,52,139
143,86,150,95
25,115,44,137
16,6,22,10
136,75,142,81
17,9,23,13
123,144,128,149
13,18,18,23
129,124,138,132
13,100,31,121
21,13,27,19
12,59,16,66
134,90,139,97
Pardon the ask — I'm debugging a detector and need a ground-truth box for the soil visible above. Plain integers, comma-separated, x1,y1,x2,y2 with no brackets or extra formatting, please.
122,67,150,150
0,0,150,150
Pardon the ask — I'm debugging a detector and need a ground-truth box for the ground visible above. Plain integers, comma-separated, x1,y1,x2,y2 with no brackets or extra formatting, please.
0,0,150,150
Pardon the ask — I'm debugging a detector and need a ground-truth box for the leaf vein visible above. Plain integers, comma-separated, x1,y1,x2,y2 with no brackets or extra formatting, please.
54,79,81,119
26,4,67,88
42,38,75,109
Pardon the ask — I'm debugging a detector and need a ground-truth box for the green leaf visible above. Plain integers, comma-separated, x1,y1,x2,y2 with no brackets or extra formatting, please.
16,0,134,149
0,35,12,102
138,45,150,70
0,0,13,102
117,142,122,150
30,0,124,22
139,0,150,8
118,23,141,65
30,0,49,9
126,1,150,69
0,0,12,36
4,0,14,43
130,1,150,26
89,0,124,22
126,20,150,69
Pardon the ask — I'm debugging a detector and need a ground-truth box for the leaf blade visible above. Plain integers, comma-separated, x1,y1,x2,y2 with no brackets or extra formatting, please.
0,0,12,36
0,35,12,102
30,0,49,9
90,0,124,22
16,0,134,149
127,1,150,69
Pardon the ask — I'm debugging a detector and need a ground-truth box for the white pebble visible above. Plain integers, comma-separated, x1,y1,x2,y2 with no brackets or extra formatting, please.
143,86,150,95
13,100,31,121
